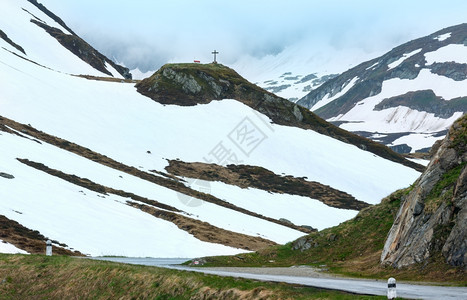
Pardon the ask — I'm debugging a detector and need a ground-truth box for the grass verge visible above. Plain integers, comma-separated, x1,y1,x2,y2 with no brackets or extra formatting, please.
0,254,388,299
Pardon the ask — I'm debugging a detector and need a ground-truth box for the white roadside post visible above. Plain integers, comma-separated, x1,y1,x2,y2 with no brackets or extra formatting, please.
46,240,52,256
387,277,396,299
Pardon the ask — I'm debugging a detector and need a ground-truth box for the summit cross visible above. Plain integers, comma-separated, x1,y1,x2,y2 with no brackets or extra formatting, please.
212,50,219,63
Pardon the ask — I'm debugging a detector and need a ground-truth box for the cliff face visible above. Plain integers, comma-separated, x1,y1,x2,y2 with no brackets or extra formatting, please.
381,114,467,268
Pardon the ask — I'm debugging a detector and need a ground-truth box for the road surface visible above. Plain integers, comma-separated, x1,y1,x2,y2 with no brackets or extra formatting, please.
90,257,467,299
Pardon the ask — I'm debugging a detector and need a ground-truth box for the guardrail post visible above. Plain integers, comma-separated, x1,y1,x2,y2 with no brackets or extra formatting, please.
387,277,396,299
46,240,52,256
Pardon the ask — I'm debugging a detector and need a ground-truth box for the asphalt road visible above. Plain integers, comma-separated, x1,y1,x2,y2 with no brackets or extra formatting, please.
170,266,467,299
90,257,467,299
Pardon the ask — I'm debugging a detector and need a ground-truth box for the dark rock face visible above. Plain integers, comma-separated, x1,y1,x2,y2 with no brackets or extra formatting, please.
27,0,77,35
381,114,467,268
374,90,467,118
0,29,26,54
390,144,412,154
0,172,14,179
30,20,131,79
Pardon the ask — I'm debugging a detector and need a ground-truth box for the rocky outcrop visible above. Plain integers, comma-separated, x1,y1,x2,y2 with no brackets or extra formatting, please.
374,90,467,118
0,29,26,54
165,160,368,211
381,114,467,268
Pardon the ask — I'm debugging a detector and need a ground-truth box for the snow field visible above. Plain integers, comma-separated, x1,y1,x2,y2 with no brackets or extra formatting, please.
183,178,359,231
0,47,420,207
0,132,252,257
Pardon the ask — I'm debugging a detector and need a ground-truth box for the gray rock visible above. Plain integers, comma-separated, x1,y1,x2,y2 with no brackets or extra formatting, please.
0,172,14,179
162,67,201,94
292,105,303,122
279,218,294,225
327,234,338,242
413,201,424,216
381,115,467,268
292,236,312,251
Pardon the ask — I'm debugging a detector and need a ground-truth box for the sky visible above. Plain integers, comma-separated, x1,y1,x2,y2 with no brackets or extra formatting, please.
40,0,467,74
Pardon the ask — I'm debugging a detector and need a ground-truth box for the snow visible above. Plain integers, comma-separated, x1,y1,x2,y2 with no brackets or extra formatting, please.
390,132,443,153
366,62,379,70
387,49,422,70
104,62,124,79
130,67,155,80
0,132,251,258
184,178,359,231
0,47,420,207
407,158,430,167
0,0,118,77
425,44,467,65
0,2,423,257
231,40,383,100
0,240,29,254
434,32,451,42
1,128,306,246
311,77,359,111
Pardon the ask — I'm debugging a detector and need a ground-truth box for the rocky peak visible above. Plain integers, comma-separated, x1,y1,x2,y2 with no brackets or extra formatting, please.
381,113,467,268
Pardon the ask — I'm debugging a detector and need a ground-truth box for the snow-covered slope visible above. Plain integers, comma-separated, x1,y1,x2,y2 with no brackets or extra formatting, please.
232,42,380,102
0,0,421,257
298,24,467,153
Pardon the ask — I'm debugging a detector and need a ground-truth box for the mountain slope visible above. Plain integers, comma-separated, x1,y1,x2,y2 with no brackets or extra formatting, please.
0,0,422,257
0,0,130,78
202,115,466,281
298,24,467,153
136,63,424,172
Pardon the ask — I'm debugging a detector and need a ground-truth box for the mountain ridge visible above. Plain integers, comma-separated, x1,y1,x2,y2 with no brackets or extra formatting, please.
297,23,467,154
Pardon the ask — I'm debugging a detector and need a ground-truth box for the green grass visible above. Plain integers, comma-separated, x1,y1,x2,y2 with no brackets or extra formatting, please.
202,188,466,285
425,162,466,212
0,254,389,299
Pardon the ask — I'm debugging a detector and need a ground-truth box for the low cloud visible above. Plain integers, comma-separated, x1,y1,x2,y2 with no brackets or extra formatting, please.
43,0,467,72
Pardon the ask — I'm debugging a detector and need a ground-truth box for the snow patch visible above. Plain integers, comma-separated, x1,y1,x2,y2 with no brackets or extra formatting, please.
311,77,359,111
387,49,422,70
407,158,430,166
130,67,155,80
366,62,379,70
104,62,124,79
0,239,28,254
390,132,443,153
425,44,467,65
434,32,451,42
184,178,359,231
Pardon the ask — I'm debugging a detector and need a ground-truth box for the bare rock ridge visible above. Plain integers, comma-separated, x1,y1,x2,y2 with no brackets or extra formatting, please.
165,160,369,211
0,29,26,54
25,0,131,79
136,63,424,172
381,113,467,268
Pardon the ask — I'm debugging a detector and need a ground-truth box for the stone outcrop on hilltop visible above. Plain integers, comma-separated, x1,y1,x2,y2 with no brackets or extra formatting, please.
381,114,467,268
136,63,424,172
